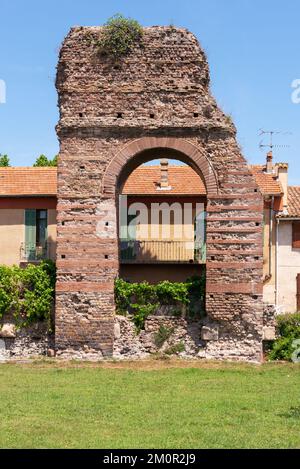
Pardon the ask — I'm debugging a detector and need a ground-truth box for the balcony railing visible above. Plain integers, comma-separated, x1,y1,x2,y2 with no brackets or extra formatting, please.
20,243,50,262
120,240,206,264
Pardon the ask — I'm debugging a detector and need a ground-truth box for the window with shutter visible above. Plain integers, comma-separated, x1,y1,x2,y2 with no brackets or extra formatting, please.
25,209,37,260
292,222,300,249
24,209,48,260
36,210,48,246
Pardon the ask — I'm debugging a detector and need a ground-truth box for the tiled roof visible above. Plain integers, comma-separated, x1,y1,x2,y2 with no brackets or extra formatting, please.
0,167,57,196
122,165,207,195
0,164,288,199
123,164,283,196
284,186,300,218
249,165,283,195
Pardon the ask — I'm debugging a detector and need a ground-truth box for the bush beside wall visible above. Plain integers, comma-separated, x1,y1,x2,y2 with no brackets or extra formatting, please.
268,313,300,362
0,260,56,328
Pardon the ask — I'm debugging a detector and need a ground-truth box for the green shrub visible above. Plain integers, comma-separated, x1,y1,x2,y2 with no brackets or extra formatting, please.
115,279,158,331
40,259,56,290
114,274,206,332
0,260,56,327
165,341,185,355
156,281,189,305
131,303,158,332
97,14,143,59
0,265,20,317
186,274,206,318
114,278,134,315
154,325,174,348
268,313,300,362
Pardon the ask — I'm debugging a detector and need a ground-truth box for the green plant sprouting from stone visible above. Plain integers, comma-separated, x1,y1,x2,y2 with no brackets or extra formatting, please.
97,14,143,59
165,341,185,355
154,325,175,348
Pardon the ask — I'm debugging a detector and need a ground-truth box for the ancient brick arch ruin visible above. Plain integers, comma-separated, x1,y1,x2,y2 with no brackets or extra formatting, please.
55,25,264,361
102,137,218,196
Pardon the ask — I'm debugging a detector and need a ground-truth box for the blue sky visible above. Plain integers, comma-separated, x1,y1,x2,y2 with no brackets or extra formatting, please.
0,0,299,183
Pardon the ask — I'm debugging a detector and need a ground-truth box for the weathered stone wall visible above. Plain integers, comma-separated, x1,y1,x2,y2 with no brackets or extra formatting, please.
0,304,275,362
114,315,202,359
0,321,53,361
56,26,264,361
262,303,276,341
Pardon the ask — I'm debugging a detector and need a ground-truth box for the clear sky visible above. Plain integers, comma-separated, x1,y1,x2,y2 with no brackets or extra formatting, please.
0,0,299,183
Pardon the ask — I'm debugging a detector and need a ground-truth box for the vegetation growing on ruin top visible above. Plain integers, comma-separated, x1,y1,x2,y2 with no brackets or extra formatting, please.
97,14,143,59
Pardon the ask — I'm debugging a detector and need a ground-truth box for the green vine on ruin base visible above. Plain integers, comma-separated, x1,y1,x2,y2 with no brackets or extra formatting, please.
114,274,206,332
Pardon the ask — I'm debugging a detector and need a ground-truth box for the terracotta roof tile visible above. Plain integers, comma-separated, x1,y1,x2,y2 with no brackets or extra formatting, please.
286,186,300,217
122,165,206,195
249,165,283,195
0,167,57,196
0,164,288,199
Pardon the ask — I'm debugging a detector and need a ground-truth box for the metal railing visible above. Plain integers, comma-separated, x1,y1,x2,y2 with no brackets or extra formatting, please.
20,243,49,262
120,240,206,264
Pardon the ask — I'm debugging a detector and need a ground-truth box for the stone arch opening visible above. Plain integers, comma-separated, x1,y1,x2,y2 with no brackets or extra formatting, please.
117,148,209,195
102,137,218,199
116,147,208,286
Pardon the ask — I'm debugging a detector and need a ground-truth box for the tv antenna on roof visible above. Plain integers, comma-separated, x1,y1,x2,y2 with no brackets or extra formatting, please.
259,129,291,152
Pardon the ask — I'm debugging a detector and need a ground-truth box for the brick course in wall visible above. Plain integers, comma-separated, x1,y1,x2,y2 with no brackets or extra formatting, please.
55,26,264,361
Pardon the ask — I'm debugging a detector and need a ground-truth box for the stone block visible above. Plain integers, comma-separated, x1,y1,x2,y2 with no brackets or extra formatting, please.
201,325,219,341
47,348,56,358
263,326,276,341
0,323,16,338
114,322,121,339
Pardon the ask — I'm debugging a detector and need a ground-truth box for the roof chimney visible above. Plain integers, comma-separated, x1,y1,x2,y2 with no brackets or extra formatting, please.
276,163,289,211
160,159,169,189
266,151,273,173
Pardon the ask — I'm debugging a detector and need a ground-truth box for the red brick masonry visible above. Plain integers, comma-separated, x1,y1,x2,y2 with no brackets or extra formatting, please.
55,26,264,361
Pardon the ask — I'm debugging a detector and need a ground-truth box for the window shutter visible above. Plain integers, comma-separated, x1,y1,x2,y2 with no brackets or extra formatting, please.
25,209,36,259
292,222,300,249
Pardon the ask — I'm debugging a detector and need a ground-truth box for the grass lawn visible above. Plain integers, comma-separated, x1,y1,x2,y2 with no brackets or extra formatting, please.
0,360,300,449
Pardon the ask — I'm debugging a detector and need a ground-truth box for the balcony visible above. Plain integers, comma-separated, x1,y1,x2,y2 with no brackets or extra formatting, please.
120,240,206,264
20,243,50,262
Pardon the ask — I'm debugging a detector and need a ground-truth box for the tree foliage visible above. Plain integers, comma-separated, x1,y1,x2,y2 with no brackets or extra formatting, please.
0,154,10,167
33,154,58,167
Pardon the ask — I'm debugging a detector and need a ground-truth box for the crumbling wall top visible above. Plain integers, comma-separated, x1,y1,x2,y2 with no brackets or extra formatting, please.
56,26,232,133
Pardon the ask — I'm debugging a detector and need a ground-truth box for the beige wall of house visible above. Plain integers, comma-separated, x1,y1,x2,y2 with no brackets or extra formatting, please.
263,204,277,305
0,209,25,265
123,197,206,264
277,221,300,313
0,208,57,266
135,209,197,241
127,199,205,242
